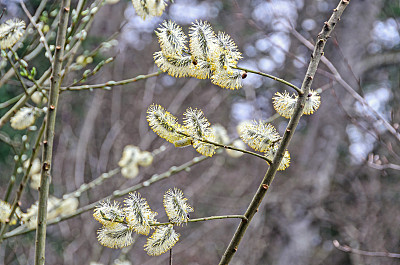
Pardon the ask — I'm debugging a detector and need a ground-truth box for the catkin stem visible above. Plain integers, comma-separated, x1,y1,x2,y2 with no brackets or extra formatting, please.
234,66,303,95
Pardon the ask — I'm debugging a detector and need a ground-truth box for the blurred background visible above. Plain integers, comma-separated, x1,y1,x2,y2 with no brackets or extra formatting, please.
1,0,400,264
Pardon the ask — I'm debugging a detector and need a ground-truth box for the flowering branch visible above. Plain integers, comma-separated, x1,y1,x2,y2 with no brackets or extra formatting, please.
98,214,247,227
234,66,303,95
219,1,350,264
0,0,48,88
3,154,209,239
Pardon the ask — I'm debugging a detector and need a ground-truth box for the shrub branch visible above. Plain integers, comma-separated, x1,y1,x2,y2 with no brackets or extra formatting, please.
219,1,350,264
34,1,70,264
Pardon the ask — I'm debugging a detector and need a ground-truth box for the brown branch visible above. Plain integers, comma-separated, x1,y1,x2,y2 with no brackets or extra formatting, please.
34,1,70,264
333,240,400,259
218,1,351,264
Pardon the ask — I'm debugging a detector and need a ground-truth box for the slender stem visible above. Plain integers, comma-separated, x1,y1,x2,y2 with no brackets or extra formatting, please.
0,68,51,128
61,70,163,91
219,1,350,264
234,66,303,95
0,131,20,148
34,1,70,265
333,240,400,259
0,0,48,88
177,131,272,163
3,137,28,203
20,0,53,63
5,52,29,96
0,119,46,244
3,154,209,239
4,132,31,203
151,215,248,227
0,93,24,109
99,214,247,227
4,176,16,203
290,26,400,143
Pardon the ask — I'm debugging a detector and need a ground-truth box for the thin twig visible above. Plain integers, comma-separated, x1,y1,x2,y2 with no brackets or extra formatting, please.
0,0,49,88
20,0,53,63
333,240,400,259
219,1,350,264
0,93,24,109
0,68,51,128
34,1,70,264
5,52,29,96
290,23,400,143
99,214,247,227
0,132,20,148
0,119,46,244
234,66,303,95
61,71,163,91
177,131,272,163
151,215,248,226
367,162,400,171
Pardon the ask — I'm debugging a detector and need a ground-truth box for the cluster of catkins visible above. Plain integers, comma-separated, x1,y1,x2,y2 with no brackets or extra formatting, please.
0,18,25,49
93,189,193,256
147,104,230,157
154,20,245,90
147,103,292,170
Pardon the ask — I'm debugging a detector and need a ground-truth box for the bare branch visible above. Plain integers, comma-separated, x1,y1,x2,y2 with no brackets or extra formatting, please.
34,1,71,264
333,240,400,259
290,23,400,143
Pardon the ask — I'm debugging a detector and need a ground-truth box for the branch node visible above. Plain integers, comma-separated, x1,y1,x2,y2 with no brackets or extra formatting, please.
262,184,269,190
323,21,330,31
42,162,50,171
